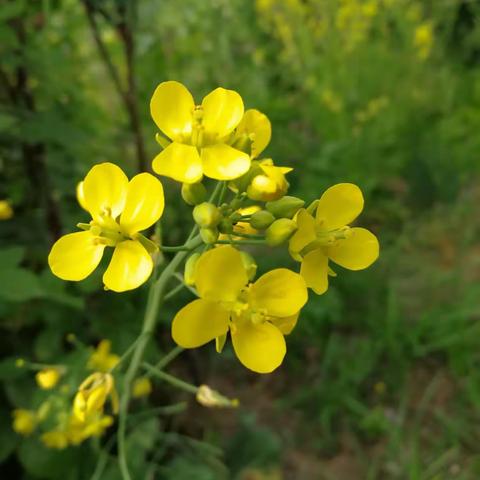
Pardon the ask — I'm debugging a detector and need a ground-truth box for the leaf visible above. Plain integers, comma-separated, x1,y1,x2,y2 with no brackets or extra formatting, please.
0,268,42,302
0,0,25,22
0,246,25,268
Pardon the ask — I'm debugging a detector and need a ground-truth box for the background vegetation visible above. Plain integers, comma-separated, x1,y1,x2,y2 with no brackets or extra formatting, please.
1,0,480,478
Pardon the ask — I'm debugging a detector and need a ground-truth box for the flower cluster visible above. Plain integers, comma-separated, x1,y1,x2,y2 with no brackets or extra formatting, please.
46,80,379,377
11,340,151,449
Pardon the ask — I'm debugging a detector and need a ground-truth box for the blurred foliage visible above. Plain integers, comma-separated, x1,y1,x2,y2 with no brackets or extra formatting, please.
1,0,480,478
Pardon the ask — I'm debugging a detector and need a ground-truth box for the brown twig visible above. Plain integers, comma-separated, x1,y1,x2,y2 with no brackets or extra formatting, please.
82,0,148,172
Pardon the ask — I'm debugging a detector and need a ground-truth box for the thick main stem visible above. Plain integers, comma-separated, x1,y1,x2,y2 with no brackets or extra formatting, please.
117,234,201,480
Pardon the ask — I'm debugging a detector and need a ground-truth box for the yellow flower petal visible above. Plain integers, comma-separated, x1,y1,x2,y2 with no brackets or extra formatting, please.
152,142,203,184
273,312,299,335
103,240,153,292
236,109,272,158
150,81,194,141
76,182,88,211
172,299,229,348
201,144,250,180
48,231,105,281
195,246,248,302
327,227,379,270
201,87,244,139
289,209,316,255
120,173,164,235
300,249,329,295
316,183,364,230
231,319,286,373
82,163,129,222
250,268,308,317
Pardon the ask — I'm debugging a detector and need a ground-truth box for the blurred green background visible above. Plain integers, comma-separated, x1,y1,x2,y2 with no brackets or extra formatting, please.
1,0,480,478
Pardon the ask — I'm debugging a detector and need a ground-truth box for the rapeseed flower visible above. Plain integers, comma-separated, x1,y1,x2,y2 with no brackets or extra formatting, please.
0,200,13,220
73,372,118,423
231,108,271,159
150,81,250,183
172,246,307,373
87,340,120,372
12,409,36,436
48,162,164,292
289,183,379,294
36,368,61,390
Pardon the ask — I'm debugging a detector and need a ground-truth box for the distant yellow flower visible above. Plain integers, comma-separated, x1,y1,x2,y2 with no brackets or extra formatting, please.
0,200,13,220
150,81,250,183
132,377,152,398
12,409,36,436
87,340,120,372
73,372,118,423
36,368,61,390
172,246,307,373
68,413,114,445
289,183,379,294
41,430,69,449
48,162,164,292
414,22,434,60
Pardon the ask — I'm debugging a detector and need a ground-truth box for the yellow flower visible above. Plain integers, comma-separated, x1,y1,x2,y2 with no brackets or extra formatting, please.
36,368,61,390
414,22,434,60
231,109,272,159
73,372,118,423
12,409,36,436
67,413,114,445
172,246,307,373
87,340,120,372
41,430,69,449
289,183,379,294
0,200,13,220
48,162,164,292
150,81,250,183
247,159,292,202
132,377,152,398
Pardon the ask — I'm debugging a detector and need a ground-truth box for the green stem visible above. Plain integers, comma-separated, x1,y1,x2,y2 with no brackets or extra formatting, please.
142,362,198,394
159,245,192,252
215,239,265,246
163,282,186,301
149,345,184,372
117,234,202,480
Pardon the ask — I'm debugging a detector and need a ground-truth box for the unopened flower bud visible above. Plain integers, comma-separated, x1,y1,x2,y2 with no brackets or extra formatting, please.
181,182,207,206
249,210,275,230
265,218,298,246
240,251,257,281
200,227,219,244
196,385,239,408
184,253,200,286
266,196,305,219
193,202,221,228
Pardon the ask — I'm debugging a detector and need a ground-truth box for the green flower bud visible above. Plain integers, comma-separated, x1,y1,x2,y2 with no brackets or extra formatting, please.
181,183,207,206
265,218,297,246
249,210,275,230
218,218,234,234
184,253,201,286
266,196,305,219
306,199,319,215
193,202,221,228
200,227,219,244
240,251,257,281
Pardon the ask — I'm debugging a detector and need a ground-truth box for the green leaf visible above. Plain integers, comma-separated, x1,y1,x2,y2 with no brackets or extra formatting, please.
0,268,42,302
0,246,25,268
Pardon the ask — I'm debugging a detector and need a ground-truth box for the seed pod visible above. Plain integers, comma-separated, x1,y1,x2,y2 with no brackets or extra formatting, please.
266,196,305,219
265,218,298,246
